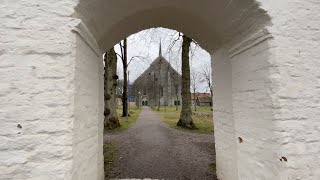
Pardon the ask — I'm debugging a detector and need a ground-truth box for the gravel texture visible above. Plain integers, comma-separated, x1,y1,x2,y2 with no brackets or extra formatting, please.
104,107,216,180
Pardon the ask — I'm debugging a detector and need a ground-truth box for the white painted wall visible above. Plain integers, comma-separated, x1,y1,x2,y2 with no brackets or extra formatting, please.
1,0,319,180
230,34,279,179
212,49,237,180
0,1,78,179
260,1,320,179
72,29,104,180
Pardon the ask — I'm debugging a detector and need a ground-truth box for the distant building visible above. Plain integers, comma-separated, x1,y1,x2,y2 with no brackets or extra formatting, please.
116,80,136,106
133,43,182,106
191,93,212,107
197,96,212,107
128,84,135,102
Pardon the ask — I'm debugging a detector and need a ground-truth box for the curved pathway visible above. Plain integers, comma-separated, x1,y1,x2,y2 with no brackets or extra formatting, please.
104,107,216,180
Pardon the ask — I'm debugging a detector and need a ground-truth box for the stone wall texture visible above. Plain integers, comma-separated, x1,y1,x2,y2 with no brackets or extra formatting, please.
0,1,78,179
263,1,320,179
0,0,319,180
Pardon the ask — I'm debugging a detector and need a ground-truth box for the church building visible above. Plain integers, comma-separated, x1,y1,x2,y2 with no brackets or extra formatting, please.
133,43,182,107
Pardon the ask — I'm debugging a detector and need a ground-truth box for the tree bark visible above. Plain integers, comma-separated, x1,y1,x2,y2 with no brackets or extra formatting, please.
177,35,196,129
157,89,161,111
122,38,129,117
157,64,161,111
194,93,197,112
104,47,120,130
209,82,213,97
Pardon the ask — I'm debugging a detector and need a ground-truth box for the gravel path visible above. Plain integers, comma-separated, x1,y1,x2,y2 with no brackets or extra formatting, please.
104,107,216,180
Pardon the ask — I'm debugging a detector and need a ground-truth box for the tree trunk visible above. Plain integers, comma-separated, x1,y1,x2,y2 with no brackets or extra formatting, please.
194,93,197,112
122,38,129,117
176,94,178,111
157,92,161,111
104,47,120,130
209,81,213,97
175,86,178,111
157,86,161,111
177,35,196,129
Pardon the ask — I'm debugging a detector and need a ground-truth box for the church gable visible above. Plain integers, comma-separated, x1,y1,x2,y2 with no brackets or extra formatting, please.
133,48,182,107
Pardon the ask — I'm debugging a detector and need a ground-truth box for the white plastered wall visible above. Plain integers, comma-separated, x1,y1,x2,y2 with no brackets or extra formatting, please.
0,1,78,179
212,32,280,180
0,1,105,179
1,0,320,180
229,31,279,180
259,1,320,179
72,23,104,180
212,49,237,180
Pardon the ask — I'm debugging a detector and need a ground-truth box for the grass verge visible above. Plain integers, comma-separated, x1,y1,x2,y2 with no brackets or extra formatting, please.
103,141,118,179
152,106,214,134
106,106,142,133
209,162,218,180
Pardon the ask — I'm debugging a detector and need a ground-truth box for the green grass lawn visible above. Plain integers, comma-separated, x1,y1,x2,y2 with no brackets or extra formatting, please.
192,106,212,113
106,106,142,133
209,161,218,180
103,141,118,179
152,106,214,134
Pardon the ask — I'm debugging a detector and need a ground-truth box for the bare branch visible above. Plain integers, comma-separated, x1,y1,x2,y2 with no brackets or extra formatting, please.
115,52,123,60
166,32,182,54
199,62,212,95
128,55,149,66
119,41,124,63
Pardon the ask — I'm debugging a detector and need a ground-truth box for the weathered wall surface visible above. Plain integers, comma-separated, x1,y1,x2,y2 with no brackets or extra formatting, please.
1,0,320,180
260,1,320,179
0,1,78,179
212,49,237,180
229,34,279,179
213,1,320,179
0,1,104,180
72,26,104,180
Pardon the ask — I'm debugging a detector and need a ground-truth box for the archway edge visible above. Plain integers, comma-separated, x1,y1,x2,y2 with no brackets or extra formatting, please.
2,1,320,180
72,1,273,180
75,0,271,53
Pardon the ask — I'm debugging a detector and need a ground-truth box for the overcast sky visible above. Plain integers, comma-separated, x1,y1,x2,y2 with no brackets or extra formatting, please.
114,28,211,93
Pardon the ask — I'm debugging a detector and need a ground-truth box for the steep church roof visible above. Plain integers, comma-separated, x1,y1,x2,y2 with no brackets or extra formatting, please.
134,42,181,83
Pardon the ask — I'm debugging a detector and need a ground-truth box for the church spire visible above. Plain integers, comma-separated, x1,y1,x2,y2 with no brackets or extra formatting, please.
159,39,162,57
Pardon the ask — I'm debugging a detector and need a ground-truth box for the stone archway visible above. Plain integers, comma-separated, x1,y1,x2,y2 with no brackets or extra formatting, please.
1,1,319,180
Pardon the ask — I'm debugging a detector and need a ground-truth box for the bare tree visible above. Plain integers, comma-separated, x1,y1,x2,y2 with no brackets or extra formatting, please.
116,79,124,108
116,33,155,114
117,38,130,117
104,48,120,129
120,45,151,110
200,62,213,96
157,61,162,111
125,29,201,129
177,35,196,129
117,79,124,95
191,70,200,112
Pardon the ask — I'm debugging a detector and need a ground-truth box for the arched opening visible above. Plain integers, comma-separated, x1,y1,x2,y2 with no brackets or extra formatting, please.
71,1,275,180
3,1,319,180
103,28,215,179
